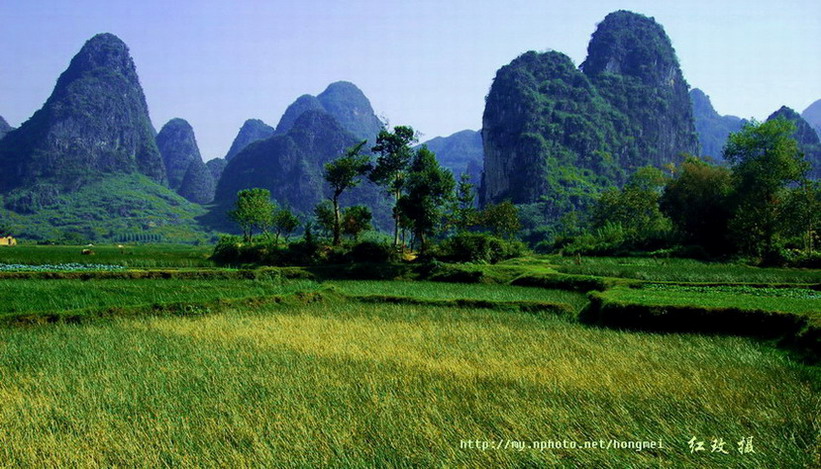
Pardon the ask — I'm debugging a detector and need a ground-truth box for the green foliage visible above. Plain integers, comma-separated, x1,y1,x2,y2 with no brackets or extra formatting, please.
478,201,522,239
397,146,456,253
313,201,335,238
346,241,399,264
369,126,417,246
228,188,275,242
660,156,733,254
341,205,372,242
0,174,209,243
433,232,526,264
324,141,371,245
724,119,809,259
272,206,300,244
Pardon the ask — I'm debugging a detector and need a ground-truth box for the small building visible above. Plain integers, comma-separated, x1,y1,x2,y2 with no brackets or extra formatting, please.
0,236,17,246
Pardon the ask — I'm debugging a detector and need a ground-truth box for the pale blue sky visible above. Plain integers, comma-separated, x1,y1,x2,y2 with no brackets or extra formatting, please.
1,0,819,160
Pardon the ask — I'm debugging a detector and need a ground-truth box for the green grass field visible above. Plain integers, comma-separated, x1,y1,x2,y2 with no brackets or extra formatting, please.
0,278,318,320
326,280,590,312
0,244,215,268
0,247,818,466
0,302,816,467
546,255,821,284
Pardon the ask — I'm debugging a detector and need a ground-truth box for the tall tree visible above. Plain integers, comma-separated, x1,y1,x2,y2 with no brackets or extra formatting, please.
397,146,455,254
273,206,300,244
323,141,370,245
450,172,478,232
227,188,275,242
341,205,373,242
724,119,808,258
369,126,417,247
660,156,733,254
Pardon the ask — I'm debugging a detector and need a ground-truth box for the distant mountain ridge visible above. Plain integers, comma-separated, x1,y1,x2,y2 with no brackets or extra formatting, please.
802,99,821,139
223,119,275,161
274,82,384,142
419,130,483,187
690,88,746,161
156,118,215,204
0,116,12,140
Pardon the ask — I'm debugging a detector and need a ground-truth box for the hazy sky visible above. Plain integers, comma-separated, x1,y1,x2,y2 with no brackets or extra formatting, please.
1,0,819,160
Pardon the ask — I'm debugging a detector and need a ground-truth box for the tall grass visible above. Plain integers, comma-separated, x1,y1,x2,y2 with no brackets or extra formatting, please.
0,278,318,318
0,302,816,467
549,256,821,283
0,244,215,268
327,280,590,311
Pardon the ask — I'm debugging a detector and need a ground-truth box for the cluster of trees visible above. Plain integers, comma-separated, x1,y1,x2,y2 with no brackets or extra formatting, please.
226,125,522,257
564,119,820,264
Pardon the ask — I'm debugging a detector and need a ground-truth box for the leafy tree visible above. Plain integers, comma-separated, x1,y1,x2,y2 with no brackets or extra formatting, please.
369,125,417,247
478,201,522,239
341,205,373,242
324,141,371,245
228,188,274,242
397,146,455,254
660,156,733,254
448,172,478,232
779,180,820,254
273,206,300,244
313,201,335,239
591,166,671,246
724,119,808,258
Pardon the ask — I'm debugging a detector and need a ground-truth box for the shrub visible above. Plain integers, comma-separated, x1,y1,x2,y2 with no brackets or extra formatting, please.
432,232,526,264
347,241,399,264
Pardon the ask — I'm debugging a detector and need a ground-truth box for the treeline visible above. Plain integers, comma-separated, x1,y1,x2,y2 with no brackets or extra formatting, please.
215,126,525,265
554,119,820,266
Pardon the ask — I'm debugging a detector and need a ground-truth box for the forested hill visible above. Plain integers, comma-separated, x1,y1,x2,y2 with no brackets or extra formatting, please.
482,11,697,215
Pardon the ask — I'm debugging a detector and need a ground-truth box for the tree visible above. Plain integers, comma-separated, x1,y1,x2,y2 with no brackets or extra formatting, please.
397,146,455,254
228,188,274,242
591,166,670,246
724,119,808,258
779,180,820,254
660,156,733,254
478,201,522,239
341,205,373,242
273,207,300,244
313,201,335,239
448,172,478,232
324,141,371,245
369,126,417,247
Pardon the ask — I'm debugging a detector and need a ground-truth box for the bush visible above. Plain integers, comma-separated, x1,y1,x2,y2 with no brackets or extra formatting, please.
347,241,399,263
432,233,526,264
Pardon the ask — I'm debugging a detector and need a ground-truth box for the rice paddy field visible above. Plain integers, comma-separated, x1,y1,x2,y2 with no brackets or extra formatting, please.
0,245,818,467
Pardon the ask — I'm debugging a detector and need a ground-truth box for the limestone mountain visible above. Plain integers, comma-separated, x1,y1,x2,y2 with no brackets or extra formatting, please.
206,158,227,183
273,95,325,136
482,10,698,216
157,118,202,189
766,106,821,180
156,118,215,204
420,130,483,187
213,110,390,228
802,99,821,138
0,115,12,140
690,88,746,161
0,33,166,193
178,158,216,204
274,82,383,142
580,10,698,168
224,119,275,161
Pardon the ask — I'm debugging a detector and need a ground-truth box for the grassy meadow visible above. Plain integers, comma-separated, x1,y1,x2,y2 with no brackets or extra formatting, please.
0,244,818,466
0,302,817,467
